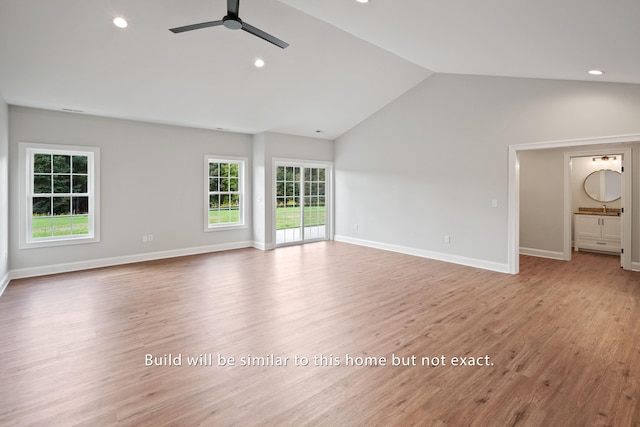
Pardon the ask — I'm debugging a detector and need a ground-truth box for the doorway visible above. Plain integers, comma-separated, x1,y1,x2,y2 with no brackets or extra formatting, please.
274,161,331,246
508,135,638,274
568,151,625,268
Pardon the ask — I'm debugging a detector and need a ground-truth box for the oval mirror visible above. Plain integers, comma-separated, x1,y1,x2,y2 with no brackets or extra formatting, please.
583,169,621,202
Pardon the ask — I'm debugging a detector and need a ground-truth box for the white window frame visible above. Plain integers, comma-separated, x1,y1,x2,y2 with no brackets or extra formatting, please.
19,142,100,249
204,155,247,232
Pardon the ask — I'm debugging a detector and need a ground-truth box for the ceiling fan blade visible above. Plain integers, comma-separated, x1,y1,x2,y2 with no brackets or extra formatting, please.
170,20,224,33
242,22,289,49
228,0,240,17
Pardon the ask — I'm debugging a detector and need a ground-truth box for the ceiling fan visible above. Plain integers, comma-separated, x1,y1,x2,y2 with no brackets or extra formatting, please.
169,0,289,49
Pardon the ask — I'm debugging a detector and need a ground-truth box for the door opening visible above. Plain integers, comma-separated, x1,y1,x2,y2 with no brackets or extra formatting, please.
275,162,330,246
508,136,637,274
569,153,625,267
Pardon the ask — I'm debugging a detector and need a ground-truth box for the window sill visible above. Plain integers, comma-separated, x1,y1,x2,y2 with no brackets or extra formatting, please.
205,224,248,232
21,235,100,250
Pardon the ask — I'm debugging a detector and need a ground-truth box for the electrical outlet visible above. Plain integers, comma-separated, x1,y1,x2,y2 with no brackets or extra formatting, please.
444,235,450,244
354,223,359,231
148,234,154,242
491,199,498,208
142,235,148,243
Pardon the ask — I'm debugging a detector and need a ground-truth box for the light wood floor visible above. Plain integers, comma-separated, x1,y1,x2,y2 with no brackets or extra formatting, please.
1,242,639,426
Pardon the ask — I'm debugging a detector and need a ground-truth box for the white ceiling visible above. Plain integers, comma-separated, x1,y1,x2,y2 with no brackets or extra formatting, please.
1,0,638,140
282,0,640,84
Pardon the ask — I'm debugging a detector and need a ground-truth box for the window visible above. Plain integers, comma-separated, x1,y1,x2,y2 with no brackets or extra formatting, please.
20,143,100,248
205,156,246,230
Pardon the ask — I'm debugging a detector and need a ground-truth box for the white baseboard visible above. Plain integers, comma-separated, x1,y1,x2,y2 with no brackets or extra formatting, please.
9,241,255,281
334,235,510,274
252,241,276,251
519,247,566,261
632,262,640,272
0,271,9,298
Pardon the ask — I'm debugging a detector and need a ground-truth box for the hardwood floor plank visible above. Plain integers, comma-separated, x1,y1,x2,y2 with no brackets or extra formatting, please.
1,242,639,426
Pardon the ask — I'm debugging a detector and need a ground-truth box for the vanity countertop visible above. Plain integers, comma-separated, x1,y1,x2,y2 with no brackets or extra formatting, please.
574,207,621,216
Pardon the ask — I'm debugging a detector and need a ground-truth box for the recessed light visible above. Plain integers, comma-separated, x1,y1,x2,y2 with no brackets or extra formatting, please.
356,0,369,3
588,69,604,75
113,17,128,28
254,58,265,68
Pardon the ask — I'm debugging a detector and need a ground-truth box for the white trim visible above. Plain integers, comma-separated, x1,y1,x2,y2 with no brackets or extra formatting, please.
0,272,9,298
253,241,276,251
512,134,640,151
563,152,573,261
508,133,640,275
9,241,253,280
632,262,640,272
519,247,565,260
335,235,510,274
507,146,520,273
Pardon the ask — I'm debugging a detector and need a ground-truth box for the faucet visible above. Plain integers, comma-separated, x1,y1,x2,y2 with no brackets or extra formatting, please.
602,204,607,214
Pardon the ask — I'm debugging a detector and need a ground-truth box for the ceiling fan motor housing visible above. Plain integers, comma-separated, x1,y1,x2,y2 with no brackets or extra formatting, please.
223,16,243,30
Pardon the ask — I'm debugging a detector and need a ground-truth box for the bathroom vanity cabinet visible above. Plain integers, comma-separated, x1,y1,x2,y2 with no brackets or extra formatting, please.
574,214,621,254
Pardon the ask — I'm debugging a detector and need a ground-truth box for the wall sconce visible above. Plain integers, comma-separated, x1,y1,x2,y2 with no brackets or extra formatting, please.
592,155,616,162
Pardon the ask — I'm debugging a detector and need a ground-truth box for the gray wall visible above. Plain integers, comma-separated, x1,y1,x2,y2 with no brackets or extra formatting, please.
0,94,8,289
334,74,640,271
519,148,565,255
8,106,253,275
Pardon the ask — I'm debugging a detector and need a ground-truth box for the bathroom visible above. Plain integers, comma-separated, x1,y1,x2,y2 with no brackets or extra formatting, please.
519,144,637,269
571,154,622,256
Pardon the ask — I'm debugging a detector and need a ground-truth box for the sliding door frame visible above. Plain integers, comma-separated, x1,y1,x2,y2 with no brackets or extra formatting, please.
272,158,334,247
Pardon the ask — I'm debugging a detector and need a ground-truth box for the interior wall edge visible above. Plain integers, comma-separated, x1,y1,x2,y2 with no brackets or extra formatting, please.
0,272,9,298
253,241,276,251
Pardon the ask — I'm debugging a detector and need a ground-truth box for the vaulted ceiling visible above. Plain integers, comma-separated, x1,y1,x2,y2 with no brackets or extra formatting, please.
1,0,638,140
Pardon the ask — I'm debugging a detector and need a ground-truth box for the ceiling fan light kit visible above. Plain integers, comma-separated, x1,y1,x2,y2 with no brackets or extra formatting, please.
170,0,289,49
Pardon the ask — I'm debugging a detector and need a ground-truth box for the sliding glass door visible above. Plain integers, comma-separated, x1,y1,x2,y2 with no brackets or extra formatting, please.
275,163,329,246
